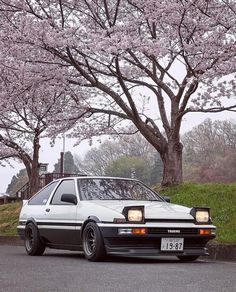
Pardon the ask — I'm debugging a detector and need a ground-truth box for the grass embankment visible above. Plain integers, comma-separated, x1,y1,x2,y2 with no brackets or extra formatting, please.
0,183,235,242
0,202,22,236
156,183,236,243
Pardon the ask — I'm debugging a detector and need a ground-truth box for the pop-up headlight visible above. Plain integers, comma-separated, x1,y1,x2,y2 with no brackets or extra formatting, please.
190,207,211,224
122,206,144,223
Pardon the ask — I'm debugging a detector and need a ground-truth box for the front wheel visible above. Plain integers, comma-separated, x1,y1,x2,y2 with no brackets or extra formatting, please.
24,223,45,256
177,255,199,262
82,222,106,261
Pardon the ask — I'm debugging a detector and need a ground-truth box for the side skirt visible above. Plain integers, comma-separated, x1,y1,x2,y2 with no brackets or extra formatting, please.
46,243,83,252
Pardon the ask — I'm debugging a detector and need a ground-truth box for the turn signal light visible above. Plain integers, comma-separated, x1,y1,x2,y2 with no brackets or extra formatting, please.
199,229,211,235
132,228,147,235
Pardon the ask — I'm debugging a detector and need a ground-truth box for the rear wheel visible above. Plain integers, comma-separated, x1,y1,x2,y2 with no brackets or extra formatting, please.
25,223,45,256
82,222,106,262
177,255,199,262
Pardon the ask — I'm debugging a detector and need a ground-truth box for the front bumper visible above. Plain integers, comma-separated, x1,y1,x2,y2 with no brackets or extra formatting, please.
98,224,216,257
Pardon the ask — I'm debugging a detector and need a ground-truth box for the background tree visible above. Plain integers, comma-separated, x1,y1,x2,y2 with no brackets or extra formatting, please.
75,140,123,176
6,168,28,196
0,1,235,186
105,156,153,185
53,151,80,174
182,119,236,183
0,58,79,195
76,132,163,185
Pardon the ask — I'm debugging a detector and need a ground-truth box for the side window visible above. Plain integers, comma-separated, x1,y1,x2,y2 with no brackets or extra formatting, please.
28,181,58,205
50,180,76,205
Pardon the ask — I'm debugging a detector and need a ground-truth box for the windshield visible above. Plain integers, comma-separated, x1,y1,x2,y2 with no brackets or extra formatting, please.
78,178,161,201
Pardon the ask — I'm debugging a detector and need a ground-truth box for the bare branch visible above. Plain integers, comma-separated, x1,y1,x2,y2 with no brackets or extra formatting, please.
183,104,236,116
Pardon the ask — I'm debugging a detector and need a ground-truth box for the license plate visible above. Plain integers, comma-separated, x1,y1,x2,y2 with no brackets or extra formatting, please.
161,238,184,251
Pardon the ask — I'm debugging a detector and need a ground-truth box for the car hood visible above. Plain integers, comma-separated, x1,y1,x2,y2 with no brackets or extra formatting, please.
89,200,193,220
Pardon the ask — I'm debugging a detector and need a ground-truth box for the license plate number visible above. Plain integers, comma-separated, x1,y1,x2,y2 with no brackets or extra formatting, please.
161,238,184,251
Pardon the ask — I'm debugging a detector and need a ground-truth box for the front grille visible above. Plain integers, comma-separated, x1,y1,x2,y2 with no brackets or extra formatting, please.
145,219,195,223
148,228,198,235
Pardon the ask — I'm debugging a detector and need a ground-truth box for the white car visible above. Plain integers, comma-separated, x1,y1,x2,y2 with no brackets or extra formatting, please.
17,176,216,262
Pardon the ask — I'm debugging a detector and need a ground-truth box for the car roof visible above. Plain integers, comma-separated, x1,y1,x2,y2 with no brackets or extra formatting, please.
54,176,139,182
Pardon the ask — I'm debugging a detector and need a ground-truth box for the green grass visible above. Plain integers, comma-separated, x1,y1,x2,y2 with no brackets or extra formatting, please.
0,202,22,236
0,183,236,242
155,183,236,243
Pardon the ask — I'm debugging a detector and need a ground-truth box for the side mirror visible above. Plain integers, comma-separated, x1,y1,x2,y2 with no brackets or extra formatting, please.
163,196,170,203
61,194,77,205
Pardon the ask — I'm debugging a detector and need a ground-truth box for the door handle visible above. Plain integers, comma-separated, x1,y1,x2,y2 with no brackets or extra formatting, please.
45,208,50,212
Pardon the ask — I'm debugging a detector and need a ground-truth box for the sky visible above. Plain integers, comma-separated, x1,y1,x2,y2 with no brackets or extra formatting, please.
0,110,235,194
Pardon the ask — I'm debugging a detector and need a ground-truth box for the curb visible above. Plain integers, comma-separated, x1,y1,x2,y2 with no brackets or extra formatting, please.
207,242,236,262
0,236,235,261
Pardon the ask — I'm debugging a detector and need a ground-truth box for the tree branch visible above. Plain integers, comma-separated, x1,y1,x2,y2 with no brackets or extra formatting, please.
183,104,236,116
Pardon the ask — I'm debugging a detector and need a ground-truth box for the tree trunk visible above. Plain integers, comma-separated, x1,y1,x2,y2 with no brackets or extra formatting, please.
29,134,40,196
160,140,183,187
133,119,183,187
29,162,39,196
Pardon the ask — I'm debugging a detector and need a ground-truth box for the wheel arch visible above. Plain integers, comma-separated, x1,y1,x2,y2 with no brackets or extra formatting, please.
80,216,101,238
26,218,38,228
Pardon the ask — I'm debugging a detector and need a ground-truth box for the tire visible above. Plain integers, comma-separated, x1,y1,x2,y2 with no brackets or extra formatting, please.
82,222,106,262
24,223,45,256
177,255,199,262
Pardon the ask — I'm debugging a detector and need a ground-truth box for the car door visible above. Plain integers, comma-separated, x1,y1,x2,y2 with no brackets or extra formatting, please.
27,181,59,224
41,179,79,246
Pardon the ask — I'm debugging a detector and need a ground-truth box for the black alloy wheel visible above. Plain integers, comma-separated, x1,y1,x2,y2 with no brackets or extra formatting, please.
82,222,106,261
24,222,45,256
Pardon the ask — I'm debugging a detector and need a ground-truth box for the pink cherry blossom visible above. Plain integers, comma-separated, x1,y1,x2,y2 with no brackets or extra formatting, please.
0,0,235,186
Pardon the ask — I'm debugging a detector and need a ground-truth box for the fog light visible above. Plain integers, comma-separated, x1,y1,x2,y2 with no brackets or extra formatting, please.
132,228,147,235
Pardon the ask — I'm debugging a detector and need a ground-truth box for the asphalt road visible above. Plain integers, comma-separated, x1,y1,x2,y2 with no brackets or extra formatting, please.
0,246,235,292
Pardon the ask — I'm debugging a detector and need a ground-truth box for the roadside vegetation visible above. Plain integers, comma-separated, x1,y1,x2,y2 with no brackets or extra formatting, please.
1,183,235,243
0,202,22,236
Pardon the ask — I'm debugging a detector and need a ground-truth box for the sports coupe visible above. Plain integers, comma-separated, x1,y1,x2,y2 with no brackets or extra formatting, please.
17,176,216,261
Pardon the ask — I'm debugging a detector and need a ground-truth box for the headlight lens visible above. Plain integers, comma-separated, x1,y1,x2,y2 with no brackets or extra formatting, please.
196,210,209,223
122,206,144,223
128,209,143,222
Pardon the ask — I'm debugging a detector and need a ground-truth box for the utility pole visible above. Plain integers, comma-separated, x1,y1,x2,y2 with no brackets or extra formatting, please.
60,135,65,177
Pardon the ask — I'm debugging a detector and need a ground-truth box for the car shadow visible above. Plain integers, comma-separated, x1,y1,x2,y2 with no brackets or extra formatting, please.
105,255,210,264
43,250,84,259
42,250,210,264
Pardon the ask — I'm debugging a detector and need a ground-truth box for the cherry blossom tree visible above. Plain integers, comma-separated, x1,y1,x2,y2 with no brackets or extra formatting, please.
0,56,83,195
0,0,235,186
